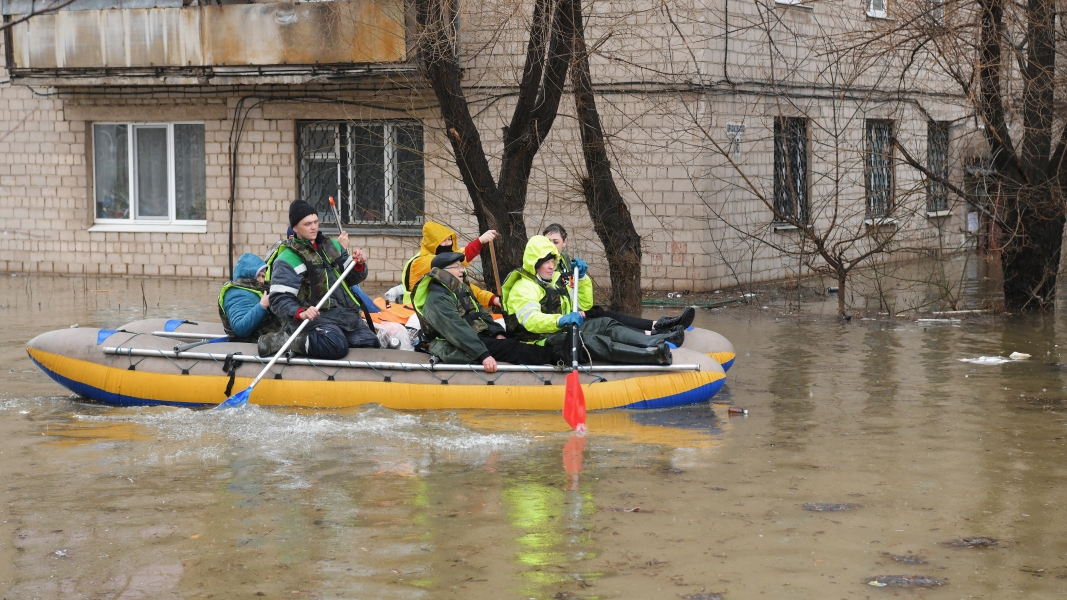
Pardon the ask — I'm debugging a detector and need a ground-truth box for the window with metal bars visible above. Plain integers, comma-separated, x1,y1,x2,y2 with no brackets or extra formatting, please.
927,121,950,212
773,117,809,224
865,120,893,218
867,0,887,18
297,120,424,228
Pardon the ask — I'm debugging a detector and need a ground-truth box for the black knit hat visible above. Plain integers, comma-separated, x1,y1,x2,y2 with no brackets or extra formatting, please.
289,200,318,228
431,252,465,270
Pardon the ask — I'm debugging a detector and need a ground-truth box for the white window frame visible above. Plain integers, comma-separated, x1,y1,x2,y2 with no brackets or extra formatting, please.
90,122,207,233
866,0,888,18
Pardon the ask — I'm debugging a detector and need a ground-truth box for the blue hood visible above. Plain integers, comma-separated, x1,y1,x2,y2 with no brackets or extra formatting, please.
233,253,266,281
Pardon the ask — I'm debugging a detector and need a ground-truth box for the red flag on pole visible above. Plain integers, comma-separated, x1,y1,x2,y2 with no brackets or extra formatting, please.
564,370,586,431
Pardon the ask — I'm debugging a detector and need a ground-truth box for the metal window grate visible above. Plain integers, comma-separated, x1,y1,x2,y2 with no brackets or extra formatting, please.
926,121,950,212
297,120,425,227
865,120,893,218
773,117,809,224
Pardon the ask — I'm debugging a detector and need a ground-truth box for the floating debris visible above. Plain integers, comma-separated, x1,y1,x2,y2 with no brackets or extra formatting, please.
678,593,724,600
603,507,652,513
803,503,861,512
1009,352,1031,360
868,575,945,588
882,552,926,564
944,537,999,548
959,356,1012,365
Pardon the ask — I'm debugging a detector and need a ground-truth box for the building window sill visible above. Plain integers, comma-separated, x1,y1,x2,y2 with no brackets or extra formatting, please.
926,210,951,218
89,221,208,234
864,217,898,227
771,222,808,231
776,0,814,9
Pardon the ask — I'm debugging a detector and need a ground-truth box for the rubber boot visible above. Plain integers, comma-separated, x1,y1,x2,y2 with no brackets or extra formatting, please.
602,341,672,365
649,327,684,347
653,306,695,332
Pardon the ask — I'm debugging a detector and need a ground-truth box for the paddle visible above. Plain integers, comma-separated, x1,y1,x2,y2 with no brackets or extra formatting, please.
563,268,586,432
215,257,358,409
328,196,344,234
489,239,503,299
328,196,376,334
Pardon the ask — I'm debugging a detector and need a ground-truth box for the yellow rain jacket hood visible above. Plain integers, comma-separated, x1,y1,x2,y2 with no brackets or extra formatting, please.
402,221,496,308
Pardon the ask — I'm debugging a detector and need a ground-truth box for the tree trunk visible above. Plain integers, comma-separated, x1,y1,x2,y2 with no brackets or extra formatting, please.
570,0,643,314
1000,186,1064,309
415,0,576,280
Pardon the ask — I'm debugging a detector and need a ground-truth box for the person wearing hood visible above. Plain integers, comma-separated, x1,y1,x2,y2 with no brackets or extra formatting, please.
541,223,695,334
501,236,682,366
401,221,500,308
219,253,284,343
266,199,379,359
412,252,556,372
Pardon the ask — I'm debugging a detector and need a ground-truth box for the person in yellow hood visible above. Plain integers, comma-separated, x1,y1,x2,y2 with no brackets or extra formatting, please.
500,235,682,365
401,222,500,308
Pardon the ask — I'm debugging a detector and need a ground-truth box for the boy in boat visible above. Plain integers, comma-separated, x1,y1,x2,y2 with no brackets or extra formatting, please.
219,253,284,343
413,252,555,372
267,200,380,359
501,235,680,365
541,223,694,335
401,222,501,308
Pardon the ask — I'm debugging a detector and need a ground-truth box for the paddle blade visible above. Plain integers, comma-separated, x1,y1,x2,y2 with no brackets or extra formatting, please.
215,387,251,410
563,370,586,431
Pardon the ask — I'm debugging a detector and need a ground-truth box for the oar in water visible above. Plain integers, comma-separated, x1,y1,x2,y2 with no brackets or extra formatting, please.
563,268,586,432
215,257,358,410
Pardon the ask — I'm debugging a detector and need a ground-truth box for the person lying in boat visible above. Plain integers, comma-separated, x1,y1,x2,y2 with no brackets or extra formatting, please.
401,222,501,309
413,252,556,372
541,223,695,335
219,253,284,343
265,199,380,359
501,235,681,366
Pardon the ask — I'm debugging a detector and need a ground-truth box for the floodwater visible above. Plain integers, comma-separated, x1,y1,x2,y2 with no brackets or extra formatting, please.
3,273,1067,599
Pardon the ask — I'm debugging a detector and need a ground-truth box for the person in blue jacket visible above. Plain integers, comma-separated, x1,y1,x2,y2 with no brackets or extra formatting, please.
218,253,283,343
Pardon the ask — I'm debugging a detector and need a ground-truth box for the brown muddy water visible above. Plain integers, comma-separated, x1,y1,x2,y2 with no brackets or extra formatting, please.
2,273,1067,599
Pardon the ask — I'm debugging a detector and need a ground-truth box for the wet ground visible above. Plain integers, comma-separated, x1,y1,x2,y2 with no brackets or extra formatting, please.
3,273,1067,598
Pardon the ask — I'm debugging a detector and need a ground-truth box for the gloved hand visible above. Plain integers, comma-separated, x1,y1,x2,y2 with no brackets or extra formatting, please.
557,311,584,328
571,257,589,278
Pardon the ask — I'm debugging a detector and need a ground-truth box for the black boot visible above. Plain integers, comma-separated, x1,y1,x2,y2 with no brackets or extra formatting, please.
650,327,685,347
654,306,695,332
603,342,668,365
654,342,673,365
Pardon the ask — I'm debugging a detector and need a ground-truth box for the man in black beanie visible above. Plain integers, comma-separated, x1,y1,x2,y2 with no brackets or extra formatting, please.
265,199,379,359
410,252,555,372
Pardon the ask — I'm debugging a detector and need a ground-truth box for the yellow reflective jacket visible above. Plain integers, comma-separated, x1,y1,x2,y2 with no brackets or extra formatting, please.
500,235,592,343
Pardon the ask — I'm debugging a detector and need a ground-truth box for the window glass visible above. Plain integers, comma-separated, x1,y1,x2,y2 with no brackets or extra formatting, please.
93,124,129,219
865,120,893,218
135,126,169,218
773,117,808,224
174,124,207,220
394,123,425,224
350,124,386,223
927,121,950,212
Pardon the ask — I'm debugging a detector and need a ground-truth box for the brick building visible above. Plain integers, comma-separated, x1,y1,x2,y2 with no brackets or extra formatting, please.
0,0,978,290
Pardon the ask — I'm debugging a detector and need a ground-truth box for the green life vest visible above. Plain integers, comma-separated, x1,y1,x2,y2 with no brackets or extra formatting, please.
412,268,489,342
273,235,376,333
500,269,564,342
277,236,359,309
217,279,282,342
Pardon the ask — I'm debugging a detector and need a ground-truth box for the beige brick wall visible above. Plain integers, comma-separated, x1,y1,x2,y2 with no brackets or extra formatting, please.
0,0,975,292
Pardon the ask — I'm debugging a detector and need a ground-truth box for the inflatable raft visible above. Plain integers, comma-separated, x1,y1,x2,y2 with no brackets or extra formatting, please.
27,318,730,410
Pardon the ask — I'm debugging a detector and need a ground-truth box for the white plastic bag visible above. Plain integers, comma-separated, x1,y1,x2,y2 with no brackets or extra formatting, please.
376,321,415,351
